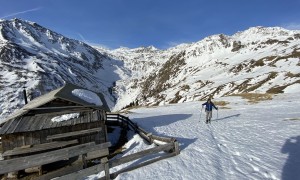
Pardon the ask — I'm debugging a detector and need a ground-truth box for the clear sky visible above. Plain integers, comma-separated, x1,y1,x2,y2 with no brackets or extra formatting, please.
0,0,300,49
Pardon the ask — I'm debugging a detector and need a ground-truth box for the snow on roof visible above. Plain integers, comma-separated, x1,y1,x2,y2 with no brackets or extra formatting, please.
51,113,80,122
72,89,103,106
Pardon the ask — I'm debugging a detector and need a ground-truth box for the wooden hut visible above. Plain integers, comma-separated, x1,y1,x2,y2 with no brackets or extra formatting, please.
0,83,110,156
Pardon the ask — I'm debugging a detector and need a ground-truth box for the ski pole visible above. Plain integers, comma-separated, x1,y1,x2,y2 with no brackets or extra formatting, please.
217,108,219,120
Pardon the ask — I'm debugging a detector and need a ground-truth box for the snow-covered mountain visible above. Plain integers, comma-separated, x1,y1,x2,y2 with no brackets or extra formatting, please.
1,18,300,120
0,19,119,122
101,27,300,110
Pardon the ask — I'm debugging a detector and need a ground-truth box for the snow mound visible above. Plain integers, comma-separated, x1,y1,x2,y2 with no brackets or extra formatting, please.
51,113,80,122
72,89,103,106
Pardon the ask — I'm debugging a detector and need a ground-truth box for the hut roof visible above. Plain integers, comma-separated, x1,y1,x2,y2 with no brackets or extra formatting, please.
0,111,101,135
0,83,110,134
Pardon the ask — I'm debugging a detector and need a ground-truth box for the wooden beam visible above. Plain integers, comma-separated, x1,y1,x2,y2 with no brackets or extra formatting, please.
2,140,78,157
37,163,83,180
86,148,109,161
24,106,100,110
0,148,69,175
0,142,111,175
68,142,111,158
46,128,102,140
52,164,105,180
110,152,177,179
109,143,173,168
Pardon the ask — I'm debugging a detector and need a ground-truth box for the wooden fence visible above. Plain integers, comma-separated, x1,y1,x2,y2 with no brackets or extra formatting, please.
105,113,180,179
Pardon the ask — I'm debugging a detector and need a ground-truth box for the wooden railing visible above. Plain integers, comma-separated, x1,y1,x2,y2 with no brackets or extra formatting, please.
106,113,180,179
106,113,179,144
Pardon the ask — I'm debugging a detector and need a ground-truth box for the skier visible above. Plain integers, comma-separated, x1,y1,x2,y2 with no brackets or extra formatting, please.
202,98,218,124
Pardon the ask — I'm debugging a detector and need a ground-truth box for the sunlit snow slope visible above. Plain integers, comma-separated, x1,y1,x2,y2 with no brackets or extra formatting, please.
90,93,300,180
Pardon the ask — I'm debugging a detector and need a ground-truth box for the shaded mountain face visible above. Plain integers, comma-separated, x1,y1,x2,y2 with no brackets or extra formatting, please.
102,27,300,109
0,19,118,121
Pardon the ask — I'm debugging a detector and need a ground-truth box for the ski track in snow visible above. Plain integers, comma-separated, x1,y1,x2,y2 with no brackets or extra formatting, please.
89,93,300,180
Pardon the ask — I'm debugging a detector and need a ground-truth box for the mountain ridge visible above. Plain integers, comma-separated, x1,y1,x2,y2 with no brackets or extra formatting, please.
101,26,300,110
1,18,300,120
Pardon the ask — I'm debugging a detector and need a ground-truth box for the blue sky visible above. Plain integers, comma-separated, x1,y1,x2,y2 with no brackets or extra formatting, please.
0,0,300,49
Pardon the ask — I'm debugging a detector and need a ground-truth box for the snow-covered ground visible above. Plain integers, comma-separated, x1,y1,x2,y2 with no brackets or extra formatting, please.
89,92,300,180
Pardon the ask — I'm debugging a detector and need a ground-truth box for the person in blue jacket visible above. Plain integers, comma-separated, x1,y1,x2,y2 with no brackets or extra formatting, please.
202,98,218,124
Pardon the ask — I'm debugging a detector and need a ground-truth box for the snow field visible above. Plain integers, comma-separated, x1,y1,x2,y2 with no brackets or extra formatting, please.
90,93,300,180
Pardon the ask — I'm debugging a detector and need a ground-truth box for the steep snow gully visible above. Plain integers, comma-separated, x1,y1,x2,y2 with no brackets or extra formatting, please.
89,93,300,180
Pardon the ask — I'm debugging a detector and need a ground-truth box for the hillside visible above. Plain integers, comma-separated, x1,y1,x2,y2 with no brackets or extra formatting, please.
89,93,300,180
100,27,300,111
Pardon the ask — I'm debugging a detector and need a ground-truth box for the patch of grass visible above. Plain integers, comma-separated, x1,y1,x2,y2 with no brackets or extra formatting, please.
231,93,273,103
245,72,278,92
214,101,231,109
284,118,300,121
285,72,300,78
267,80,300,94
214,101,230,106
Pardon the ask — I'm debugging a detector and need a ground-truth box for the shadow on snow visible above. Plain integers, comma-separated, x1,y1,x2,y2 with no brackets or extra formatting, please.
132,114,196,150
281,136,300,180
213,113,241,121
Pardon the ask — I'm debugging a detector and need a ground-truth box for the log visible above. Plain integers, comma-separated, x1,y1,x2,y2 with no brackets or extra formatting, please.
110,152,177,179
46,128,102,140
86,148,109,161
52,164,105,180
2,140,78,157
110,143,173,168
37,163,83,180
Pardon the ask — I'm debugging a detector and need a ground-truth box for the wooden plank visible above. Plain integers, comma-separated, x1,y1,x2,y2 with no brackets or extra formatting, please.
110,152,177,179
27,116,41,131
109,143,173,168
0,142,110,175
14,116,28,133
37,163,83,180
6,117,23,134
2,139,78,157
24,105,100,110
86,148,109,161
52,164,105,180
151,134,175,143
68,142,111,158
46,127,102,140
33,116,49,131
0,118,15,134
0,148,68,174
20,116,35,132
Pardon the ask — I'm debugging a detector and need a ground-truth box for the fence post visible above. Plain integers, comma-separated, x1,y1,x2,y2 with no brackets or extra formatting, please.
101,157,110,180
173,141,180,155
